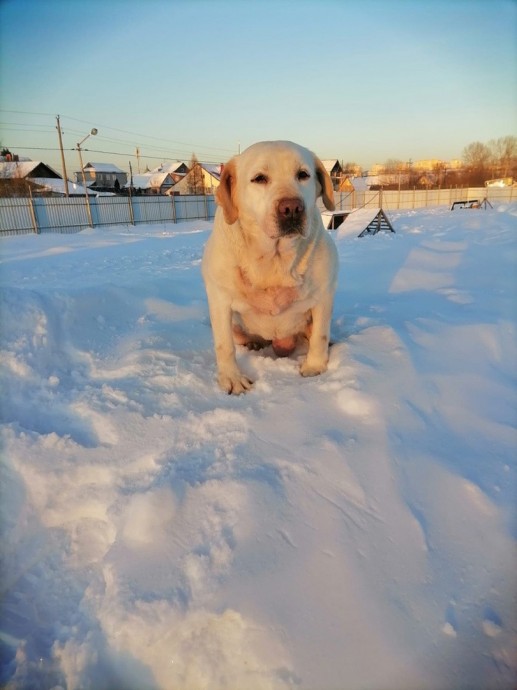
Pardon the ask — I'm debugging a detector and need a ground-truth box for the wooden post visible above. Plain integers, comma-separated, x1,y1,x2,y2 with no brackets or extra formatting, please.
28,186,39,234
56,115,70,198
128,192,135,225
128,161,135,225
171,193,177,223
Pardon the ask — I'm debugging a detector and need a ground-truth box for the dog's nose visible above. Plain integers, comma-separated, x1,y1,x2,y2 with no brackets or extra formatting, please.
277,197,305,219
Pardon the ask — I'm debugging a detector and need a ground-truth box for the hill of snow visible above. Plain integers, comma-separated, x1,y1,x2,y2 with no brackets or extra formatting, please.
1,207,516,689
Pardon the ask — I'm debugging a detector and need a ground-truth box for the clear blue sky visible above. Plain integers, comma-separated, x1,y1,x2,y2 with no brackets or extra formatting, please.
1,0,516,176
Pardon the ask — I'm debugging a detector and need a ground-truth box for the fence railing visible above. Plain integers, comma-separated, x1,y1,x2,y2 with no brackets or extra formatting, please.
329,186,516,212
0,186,515,236
0,194,217,236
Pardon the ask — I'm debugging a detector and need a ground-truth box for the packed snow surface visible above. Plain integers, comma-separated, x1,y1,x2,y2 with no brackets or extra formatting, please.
1,207,516,690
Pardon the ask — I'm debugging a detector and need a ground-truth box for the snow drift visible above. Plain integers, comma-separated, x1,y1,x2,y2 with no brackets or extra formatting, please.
1,207,516,690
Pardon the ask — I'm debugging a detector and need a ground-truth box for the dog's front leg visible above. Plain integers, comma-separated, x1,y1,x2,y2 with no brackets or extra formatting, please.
206,290,253,394
300,296,334,378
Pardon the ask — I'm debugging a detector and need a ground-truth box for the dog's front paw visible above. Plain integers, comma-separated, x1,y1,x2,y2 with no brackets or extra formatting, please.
300,358,327,378
218,370,254,395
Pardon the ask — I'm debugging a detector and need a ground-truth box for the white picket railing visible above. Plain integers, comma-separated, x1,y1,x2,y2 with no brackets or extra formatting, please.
0,194,217,236
0,187,515,236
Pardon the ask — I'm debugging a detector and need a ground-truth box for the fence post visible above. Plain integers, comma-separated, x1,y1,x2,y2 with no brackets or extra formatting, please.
204,193,208,220
171,193,177,223
84,191,94,228
128,193,135,225
28,189,39,234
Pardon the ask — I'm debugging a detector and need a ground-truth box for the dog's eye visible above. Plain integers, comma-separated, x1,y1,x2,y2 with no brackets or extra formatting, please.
251,173,268,184
297,170,310,181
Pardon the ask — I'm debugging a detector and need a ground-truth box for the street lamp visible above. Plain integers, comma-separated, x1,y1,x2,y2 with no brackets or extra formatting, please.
76,128,98,227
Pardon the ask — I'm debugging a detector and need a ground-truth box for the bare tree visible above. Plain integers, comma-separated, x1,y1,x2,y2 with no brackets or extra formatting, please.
382,159,405,173
0,159,32,197
433,161,447,188
489,136,517,178
342,161,361,176
186,153,205,195
462,141,493,185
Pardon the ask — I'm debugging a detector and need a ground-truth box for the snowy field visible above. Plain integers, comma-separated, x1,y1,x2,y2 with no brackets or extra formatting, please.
1,206,516,690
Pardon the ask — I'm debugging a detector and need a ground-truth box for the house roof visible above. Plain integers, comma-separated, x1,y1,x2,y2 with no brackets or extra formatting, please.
348,176,381,191
32,178,97,196
83,162,126,173
320,160,341,174
200,163,222,179
150,161,187,175
126,172,173,189
0,161,62,179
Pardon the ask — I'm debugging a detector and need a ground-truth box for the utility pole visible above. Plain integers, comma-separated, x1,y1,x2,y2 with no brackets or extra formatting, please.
56,115,69,197
136,146,141,173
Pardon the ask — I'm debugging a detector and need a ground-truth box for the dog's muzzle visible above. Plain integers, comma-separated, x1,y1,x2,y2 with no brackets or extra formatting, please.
277,197,306,236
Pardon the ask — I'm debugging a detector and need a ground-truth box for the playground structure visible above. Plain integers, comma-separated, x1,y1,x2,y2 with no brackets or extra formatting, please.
322,207,395,238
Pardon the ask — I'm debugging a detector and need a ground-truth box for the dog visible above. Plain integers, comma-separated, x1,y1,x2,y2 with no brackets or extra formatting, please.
202,140,338,394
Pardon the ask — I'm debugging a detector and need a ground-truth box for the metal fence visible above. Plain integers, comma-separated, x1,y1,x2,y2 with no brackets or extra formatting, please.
0,186,515,236
0,194,217,236
331,186,516,212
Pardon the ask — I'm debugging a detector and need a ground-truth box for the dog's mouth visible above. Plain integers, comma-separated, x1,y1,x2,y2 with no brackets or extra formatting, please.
278,215,305,237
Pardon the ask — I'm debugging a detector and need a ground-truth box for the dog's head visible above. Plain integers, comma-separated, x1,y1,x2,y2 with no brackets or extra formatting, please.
216,141,335,240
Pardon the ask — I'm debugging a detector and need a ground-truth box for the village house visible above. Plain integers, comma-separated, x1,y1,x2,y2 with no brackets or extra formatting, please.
320,160,343,190
75,162,127,191
126,172,175,195
0,160,93,196
167,162,222,195
150,161,188,183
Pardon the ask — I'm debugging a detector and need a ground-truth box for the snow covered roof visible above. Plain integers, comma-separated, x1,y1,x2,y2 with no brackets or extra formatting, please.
320,159,340,174
150,161,187,175
83,162,125,173
0,161,61,179
126,172,173,189
31,178,97,196
201,163,222,179
349,176,381,191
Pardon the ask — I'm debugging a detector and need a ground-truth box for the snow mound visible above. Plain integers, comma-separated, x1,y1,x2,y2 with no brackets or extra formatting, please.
1,208,516,689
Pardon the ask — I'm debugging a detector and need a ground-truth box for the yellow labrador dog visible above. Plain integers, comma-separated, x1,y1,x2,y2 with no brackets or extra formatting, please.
202,140,338,394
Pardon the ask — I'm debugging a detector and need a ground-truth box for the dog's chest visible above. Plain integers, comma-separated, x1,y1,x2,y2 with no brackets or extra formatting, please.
235,263,304,316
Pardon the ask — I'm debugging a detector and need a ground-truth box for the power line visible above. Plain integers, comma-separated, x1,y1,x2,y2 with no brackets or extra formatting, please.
2,145,225,165
0,109,236,155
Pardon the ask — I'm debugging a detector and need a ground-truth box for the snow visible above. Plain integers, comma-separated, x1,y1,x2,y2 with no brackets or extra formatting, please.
1,206,516,690
31,178,97,196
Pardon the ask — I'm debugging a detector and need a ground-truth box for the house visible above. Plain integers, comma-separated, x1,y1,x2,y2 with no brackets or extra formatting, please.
76,162,127,191
0,160,93,196
150,161,188,183
320,159,343,190
0,160,61,181
167,162,222,195
126,172,175,195
337,176,382,192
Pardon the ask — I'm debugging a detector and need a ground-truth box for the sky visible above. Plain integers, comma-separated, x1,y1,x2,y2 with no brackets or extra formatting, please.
0,0,516,176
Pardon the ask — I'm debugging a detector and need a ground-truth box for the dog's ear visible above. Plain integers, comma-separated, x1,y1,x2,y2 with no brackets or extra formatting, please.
216,158,239,224
314,156,335,211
